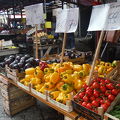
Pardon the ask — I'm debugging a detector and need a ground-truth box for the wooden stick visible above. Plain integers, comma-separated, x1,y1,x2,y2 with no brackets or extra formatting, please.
35,24,38,59
87,31,105,85
60,33,67,64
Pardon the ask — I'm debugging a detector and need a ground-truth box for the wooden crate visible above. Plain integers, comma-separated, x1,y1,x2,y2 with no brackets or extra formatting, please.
104,93,120,120
59,50,85,64
5,65,25,83
2,95,36,116
106,63,120,83
0,84,28,100
0,75,10,85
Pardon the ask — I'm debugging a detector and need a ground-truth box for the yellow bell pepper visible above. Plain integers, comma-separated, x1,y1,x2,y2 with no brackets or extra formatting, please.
82,64,90,75
60,83,73,93
72,72,80,79
56,92,66,104
43,73,52,82
35,83,44,91
73,65,83,71
50,72,60,84
35,69,44,79
100,61,105,65
56,82,65,90
79,70,86,77
25,75,34,82
25,68,35,75
44,68,54,74
49,91,60,100
44,82,54,90
20,79,25,84
98,66,106,74
24,81,29,86
62,74,73,84
30,78,37,85
39,86,46,93
74,80,83,90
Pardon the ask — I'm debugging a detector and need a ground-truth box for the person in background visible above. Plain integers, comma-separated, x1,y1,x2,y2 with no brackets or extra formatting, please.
66,33,75,49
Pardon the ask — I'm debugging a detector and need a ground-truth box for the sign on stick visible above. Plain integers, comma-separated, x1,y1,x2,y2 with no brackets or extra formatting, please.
88,2,120,31
25,3,44,25
55,8,79,33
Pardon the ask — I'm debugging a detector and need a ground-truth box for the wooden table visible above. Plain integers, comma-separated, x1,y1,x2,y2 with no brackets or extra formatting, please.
0,74,87,120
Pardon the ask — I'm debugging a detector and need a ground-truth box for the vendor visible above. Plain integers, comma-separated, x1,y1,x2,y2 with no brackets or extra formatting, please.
66,33,75,49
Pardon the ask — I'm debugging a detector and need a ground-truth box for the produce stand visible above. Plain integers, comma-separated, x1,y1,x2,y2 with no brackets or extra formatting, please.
0,74,84,120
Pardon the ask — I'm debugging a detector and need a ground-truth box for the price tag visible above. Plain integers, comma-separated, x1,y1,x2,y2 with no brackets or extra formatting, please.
25,3,44,25
88,2,120,31
55,8,79,33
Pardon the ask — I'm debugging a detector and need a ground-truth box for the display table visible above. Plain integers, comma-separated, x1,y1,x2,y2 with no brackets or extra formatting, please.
0,48,19,57
0,74,87,120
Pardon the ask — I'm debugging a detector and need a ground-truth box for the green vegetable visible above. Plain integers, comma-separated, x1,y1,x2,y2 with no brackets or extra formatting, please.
109,104,120,119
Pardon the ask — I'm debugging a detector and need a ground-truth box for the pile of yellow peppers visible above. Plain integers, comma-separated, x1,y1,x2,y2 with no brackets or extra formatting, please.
94,60,116,78
20,62,91,104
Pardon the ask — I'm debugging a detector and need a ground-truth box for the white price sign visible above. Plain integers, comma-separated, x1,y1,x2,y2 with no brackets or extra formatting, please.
55,8,79,33
25,3,44,25
88,2,120,31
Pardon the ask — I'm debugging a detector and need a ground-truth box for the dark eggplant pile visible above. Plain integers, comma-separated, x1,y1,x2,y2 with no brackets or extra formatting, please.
0,54,40,72
64,50,82,59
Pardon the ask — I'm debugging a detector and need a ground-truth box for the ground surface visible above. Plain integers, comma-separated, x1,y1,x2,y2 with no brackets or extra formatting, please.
0,94,63,120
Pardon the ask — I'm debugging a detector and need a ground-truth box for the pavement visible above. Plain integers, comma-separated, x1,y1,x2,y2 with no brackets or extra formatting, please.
0,94,64,120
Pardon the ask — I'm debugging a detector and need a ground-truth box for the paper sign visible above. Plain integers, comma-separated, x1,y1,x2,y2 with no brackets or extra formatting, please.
25,3,44,25
55,8,79,33
88,2,120,31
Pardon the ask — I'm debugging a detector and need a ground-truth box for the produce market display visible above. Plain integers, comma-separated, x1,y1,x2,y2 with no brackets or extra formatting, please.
20,62,91,104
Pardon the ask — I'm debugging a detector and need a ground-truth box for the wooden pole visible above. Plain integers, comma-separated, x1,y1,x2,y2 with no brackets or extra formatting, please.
87,31,105,85
60,33,67,64
35,24,38,59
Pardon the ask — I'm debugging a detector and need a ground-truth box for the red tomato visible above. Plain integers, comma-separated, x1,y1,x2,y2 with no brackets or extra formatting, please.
73,95,79,100
116,83,120,87
82,84,88,89
86,90,93,96
93,90,100,98
100,100,104,104
108,94,115,101
79,92,85,99
105,79,111,84
104,100,111,107
86,87,93,91
90,96,96,101
82,102,87,107
100,79,105,83
86,103,92,110
100,86,106,93
105,90,112,96
106,83,114,90
112,89,119,96
96,78,101,82
79,101,83,105
92,100,99,107
101,104,109,111
96,97,102,103
92,82,100,89
83,96,89,102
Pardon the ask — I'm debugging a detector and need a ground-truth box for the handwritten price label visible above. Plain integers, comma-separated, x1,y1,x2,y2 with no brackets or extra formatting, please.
55,8,79,33
25,3,44,25
88,2,120,31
